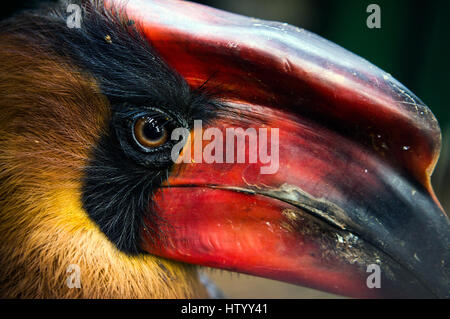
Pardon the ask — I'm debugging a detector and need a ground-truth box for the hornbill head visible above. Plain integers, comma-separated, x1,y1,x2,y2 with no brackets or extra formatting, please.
0,0,448,298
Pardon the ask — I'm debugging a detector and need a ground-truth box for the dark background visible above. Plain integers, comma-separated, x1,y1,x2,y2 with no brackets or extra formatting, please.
1,0,449,297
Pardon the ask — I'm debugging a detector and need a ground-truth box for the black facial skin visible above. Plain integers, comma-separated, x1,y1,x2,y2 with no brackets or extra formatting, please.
1,1,224,254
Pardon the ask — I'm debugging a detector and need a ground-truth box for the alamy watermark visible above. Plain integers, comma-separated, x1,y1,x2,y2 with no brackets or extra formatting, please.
66,4,82,29
366,4,381,29
170,120,279,175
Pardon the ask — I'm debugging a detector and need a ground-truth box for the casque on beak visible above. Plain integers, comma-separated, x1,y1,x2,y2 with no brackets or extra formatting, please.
108,0,450,298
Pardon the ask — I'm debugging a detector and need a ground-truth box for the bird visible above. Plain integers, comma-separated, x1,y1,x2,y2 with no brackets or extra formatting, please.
0,0,448,298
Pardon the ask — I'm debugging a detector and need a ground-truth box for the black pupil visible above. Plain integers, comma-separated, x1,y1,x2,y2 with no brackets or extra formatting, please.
143,119,165,141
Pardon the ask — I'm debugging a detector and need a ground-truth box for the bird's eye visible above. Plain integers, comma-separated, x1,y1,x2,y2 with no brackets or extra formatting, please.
133,116,169,150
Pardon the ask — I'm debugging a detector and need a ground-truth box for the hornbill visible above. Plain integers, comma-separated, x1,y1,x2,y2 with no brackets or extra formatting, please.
0,0,448,298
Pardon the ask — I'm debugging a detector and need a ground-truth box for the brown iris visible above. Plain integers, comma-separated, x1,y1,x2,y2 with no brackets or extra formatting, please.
133,116,168,149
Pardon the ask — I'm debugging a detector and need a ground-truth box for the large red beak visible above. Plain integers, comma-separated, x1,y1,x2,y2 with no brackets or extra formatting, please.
108,0,449,298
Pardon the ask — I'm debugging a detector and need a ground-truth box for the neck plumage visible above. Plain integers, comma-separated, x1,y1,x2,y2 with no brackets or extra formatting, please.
0,185,207,298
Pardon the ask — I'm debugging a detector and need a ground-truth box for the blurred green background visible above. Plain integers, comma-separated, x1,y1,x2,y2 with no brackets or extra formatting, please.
191,0,450,298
